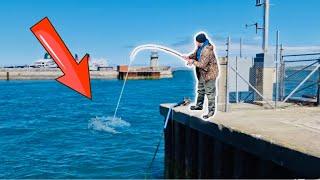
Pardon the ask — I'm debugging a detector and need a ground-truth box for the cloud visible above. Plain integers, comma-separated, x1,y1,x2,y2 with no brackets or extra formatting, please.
282,45,320,53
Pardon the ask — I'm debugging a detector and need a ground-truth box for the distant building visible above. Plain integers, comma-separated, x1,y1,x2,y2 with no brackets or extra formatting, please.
98,66,114,71
89,58,109,71
30,53,111,71
31,53,57,68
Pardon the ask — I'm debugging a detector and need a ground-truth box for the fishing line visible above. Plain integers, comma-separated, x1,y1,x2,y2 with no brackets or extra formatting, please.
112,44,185,119
111,45,186,178
113,60,132,120
145,98,190,178
145,104,175,179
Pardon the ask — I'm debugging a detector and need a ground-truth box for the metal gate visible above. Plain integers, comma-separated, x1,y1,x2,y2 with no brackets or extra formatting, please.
279,52,320,106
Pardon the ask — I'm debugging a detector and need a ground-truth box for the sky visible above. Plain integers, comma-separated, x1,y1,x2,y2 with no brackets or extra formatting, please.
0,0,319,67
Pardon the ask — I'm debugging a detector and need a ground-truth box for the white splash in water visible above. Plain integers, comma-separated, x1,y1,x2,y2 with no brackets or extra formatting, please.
88,116,130,134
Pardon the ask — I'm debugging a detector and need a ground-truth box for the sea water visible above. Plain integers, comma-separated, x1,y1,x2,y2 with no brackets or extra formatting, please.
0,71,195,178
0,70,317,178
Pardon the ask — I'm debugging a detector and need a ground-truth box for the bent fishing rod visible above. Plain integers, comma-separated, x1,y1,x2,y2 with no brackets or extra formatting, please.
113,44,186,119
130,44,185,61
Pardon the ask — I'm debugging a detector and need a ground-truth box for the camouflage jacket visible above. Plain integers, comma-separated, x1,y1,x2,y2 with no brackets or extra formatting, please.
189,44,219,81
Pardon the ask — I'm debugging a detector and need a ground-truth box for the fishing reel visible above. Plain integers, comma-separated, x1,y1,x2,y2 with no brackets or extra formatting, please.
173,97,191,107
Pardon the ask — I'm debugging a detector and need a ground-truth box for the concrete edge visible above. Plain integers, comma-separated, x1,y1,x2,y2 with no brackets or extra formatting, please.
160,104,320,177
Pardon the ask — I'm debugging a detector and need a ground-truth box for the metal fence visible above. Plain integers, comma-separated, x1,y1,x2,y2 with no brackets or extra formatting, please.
226,56,274,109
222,39,320,111
279,53,320,105
228,57,256,103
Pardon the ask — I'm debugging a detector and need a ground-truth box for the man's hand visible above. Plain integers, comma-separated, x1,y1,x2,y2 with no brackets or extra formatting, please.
187,59,194,66
182,55,194,66
182,55,190,61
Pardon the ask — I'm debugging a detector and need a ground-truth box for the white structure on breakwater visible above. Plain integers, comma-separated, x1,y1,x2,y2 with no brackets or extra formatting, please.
31,53,57,68
30,53,110,71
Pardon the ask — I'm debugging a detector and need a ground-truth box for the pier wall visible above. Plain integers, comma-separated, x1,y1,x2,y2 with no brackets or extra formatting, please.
117,65,173,80
160,69,173,78
160,104,320,178
0,65,173,80
118,71,161,80
0,68,171,80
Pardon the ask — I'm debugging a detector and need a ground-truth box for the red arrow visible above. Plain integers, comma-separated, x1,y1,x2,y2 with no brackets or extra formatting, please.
30,17,92,99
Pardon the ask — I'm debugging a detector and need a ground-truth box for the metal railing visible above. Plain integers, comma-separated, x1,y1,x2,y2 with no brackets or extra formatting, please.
279,53,320,105
221,36,320,112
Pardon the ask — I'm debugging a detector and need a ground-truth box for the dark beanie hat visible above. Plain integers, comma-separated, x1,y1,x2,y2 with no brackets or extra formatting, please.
195,33,207,43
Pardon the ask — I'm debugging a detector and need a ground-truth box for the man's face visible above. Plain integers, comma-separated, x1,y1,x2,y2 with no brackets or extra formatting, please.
196,41,202,47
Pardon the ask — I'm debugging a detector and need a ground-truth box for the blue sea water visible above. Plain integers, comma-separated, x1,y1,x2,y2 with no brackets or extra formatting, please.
0,69,318,178
0,70,196,178
284,70,319,97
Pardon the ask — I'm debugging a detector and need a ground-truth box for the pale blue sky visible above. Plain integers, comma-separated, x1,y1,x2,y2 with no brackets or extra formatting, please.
0,0,319,66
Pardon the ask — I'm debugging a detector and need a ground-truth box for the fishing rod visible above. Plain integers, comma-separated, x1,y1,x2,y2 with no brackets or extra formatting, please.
130,44,185,61
113,44,186,119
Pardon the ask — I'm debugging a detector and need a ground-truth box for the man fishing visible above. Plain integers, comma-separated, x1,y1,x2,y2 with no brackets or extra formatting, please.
183,33,220,119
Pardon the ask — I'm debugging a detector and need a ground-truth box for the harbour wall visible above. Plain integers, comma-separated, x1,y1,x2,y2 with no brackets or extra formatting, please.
0,68,172,80
117,65,173,80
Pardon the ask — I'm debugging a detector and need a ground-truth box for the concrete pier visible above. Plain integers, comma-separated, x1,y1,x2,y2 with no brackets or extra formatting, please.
117,65,172,80
0,67,172,80
160,103,320,178
0,68,118,80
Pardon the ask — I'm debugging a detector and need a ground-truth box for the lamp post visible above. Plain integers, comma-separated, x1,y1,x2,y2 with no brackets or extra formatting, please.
245,0,270,54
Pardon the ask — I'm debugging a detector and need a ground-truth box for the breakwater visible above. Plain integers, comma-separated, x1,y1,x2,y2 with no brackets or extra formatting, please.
0,67,172,80
160,103,320,178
